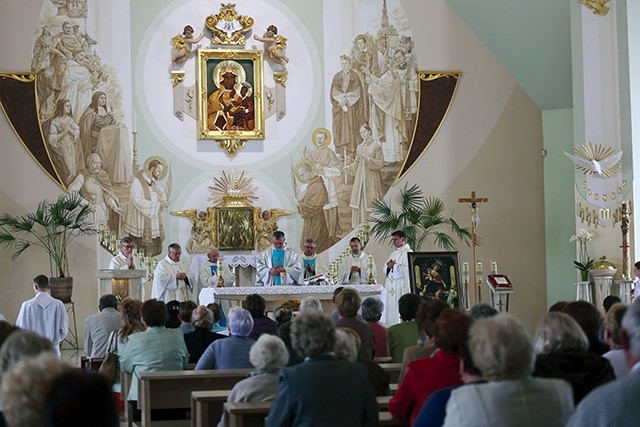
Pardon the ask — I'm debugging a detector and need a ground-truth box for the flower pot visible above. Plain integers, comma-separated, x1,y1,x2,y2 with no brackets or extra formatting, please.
49,276,73,303
580,270,589,282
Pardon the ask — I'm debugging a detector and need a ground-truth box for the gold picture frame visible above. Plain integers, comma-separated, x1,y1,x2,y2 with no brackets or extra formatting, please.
197,49,264,155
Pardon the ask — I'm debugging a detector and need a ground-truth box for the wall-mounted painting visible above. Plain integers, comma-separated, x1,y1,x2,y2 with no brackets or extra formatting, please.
408,251,462,308
197,49,264,141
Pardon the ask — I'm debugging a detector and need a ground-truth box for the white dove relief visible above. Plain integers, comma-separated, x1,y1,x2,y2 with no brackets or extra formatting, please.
564,148,622,178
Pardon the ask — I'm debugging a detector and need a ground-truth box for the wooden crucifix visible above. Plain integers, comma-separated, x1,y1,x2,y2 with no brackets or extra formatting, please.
458,191,489,305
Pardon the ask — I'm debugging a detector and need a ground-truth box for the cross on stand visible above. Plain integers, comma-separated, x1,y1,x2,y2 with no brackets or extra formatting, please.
458,191,489,305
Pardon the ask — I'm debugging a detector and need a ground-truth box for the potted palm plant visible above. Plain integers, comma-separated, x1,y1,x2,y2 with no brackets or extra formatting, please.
0,193,97,302
369,183,472,250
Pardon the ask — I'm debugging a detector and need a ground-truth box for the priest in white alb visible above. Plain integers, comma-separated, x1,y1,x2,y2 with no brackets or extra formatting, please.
109,236,146,270
338,236,377,285
383,230,412,325
256,231,302,286
300,238,329,283
152,243,195,302
198,247,235,289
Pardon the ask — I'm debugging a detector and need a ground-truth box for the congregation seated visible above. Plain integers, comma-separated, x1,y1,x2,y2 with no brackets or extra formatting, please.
598,295,621,341
362,296,389,358
0,353,71,427
196,307,255,370
387,293,421,363
532,312,614,404
184,305,227,364
278,296,321,366
243,293,278,341
165,300,181,329
442,314,574,427
389,308,470,424
562,300,610,355
336,327,390,396
273,304,294,328
335,288,375,360
120,299,189,412
266,311,378,426
566,300,640,426
330,286,364,322
44,369,119,427
217,334,288,427
178,300,197,334
602,303,630,378
400,299,448,381
105,297,145,411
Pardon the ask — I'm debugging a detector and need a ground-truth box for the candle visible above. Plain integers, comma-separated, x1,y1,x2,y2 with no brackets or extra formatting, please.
132,109,137,133
491,260,498,275
217,260,222,277
462,262,469,284
476,261,483,284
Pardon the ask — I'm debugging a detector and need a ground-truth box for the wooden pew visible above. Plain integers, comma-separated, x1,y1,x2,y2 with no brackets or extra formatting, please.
190,390,230,427
134,369,252,427
217,396,400,427
378,363,402,383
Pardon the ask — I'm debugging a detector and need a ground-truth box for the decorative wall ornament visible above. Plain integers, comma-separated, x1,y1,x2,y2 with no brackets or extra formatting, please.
205,3,254,46
566,142,626,227
580,0,610,16
170,25,204,67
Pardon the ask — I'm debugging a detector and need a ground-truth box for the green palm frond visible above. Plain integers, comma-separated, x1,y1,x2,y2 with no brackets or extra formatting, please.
0,193,98,277
369,184,474,251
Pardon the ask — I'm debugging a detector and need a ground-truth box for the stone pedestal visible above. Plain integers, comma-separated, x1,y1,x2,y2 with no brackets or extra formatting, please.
96,269,146,301
574,281,593,303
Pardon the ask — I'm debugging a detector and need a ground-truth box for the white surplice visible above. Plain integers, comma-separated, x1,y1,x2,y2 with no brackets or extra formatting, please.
383,243,412,326
152,256,196,302
16,291,69,356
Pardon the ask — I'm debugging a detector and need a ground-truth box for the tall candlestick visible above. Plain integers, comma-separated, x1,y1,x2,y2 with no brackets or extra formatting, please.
462,262,470,310
476,261,483,302
490,260,498,275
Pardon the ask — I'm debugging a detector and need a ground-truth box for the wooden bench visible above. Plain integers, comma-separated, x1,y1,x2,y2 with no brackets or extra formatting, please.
213,396,399,427
191,390,230,427
129,368,252,427
378,363,403,384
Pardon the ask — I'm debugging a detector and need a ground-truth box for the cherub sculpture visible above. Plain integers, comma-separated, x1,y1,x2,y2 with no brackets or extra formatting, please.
171,25,204,67
254,25,289,70
171,208,215,253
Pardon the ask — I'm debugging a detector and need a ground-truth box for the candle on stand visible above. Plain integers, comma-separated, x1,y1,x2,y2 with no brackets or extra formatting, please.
476,261,483,302
132,109,137,133
462,262,469,284
491,260,498,275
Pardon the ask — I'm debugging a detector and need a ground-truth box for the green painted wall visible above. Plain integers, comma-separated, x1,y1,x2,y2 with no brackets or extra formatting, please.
543,108,576,306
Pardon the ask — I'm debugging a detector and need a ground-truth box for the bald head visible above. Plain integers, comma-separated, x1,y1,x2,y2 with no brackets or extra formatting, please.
207,248,220,263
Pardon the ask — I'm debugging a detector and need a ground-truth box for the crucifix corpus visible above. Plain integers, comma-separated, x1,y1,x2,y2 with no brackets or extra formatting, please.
458,191,488,305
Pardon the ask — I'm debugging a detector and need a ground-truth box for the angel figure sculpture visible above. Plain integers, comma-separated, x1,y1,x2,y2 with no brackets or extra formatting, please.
254,25,289,70
171,209,214,254
255,208,295,251
171,25,204,67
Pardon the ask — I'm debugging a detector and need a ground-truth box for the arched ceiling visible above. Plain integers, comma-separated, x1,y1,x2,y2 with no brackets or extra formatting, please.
446,0,572,111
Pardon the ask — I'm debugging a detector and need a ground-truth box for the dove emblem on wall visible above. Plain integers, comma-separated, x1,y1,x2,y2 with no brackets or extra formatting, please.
564,142,625,211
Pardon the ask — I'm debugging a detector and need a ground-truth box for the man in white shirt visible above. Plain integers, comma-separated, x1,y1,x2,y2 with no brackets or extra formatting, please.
83,294,121,359
338,237,377,285
300,238,328,282
16,275,69,356
256,231,302,286
109,236,145,270
383,230,412,326
152,243,195,302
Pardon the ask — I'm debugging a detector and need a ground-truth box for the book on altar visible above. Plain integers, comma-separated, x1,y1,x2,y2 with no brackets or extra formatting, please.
304,274,326,286
486,274,514,292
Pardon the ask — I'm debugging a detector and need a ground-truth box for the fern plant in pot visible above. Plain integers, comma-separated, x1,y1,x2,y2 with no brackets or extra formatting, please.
0,193,98,302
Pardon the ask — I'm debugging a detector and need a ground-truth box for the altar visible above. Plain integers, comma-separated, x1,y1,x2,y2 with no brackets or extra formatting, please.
199,284,385,312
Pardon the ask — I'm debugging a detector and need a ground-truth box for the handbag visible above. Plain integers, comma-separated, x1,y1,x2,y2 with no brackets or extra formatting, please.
99,331,119,386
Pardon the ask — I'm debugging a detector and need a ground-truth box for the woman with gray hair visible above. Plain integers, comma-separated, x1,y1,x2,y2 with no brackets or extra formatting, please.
0,329,55,384
278,296,322,366
184,305,227,363
361,297,388,358
217,334,288,427
196,307,254,370
266,311,377,426
443,314,574,427
532,312,614,403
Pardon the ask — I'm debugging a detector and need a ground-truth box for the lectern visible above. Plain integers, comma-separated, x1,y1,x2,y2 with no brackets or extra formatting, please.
96,269,146,301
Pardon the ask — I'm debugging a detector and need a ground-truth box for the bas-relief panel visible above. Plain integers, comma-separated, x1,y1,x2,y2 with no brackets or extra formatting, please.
28,0,420,257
